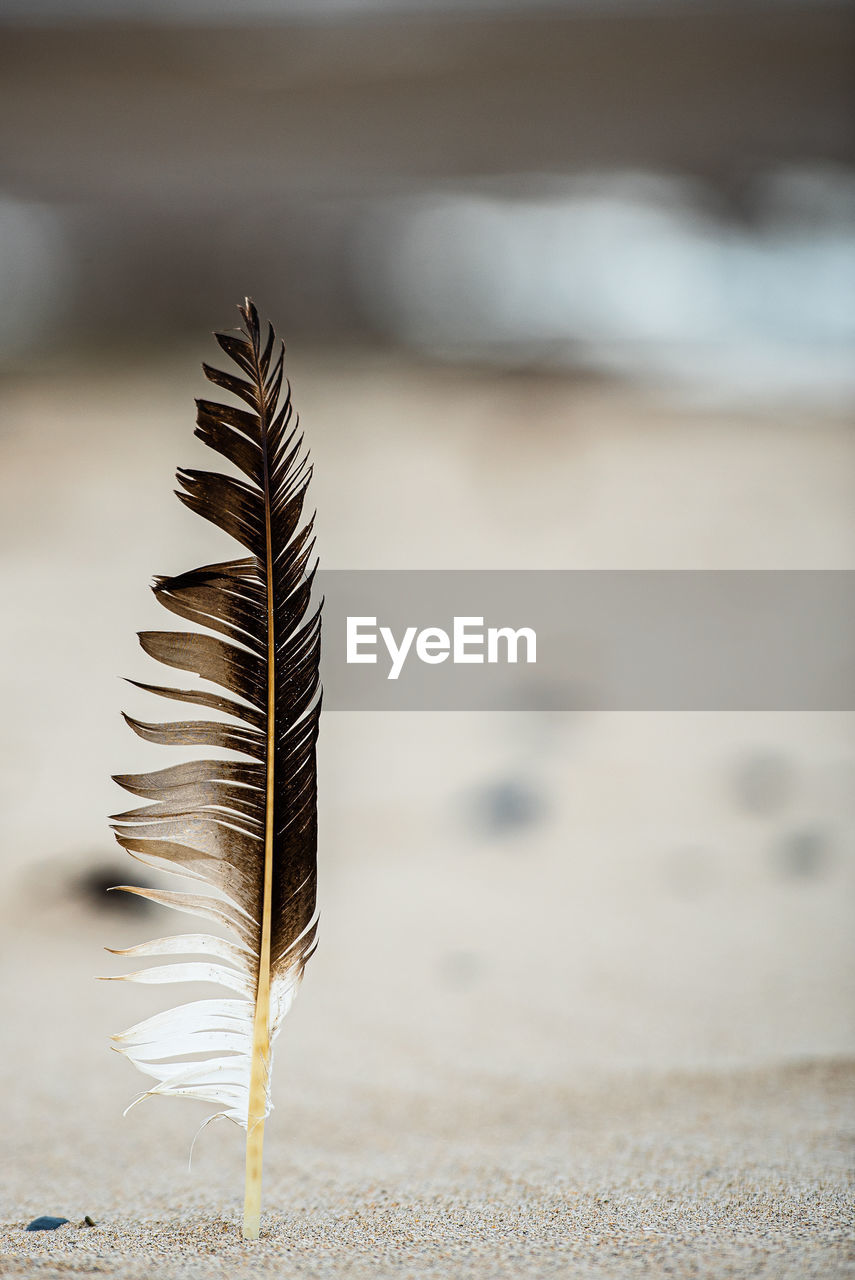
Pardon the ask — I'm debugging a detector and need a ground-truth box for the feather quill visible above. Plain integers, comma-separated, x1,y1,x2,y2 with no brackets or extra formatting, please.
106,300,321,1239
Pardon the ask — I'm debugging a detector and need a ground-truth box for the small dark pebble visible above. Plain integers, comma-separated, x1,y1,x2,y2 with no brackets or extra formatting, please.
83,1215,97,1227
26,1217,70,1231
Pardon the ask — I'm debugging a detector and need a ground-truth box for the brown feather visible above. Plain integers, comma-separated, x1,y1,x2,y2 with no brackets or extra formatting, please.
109,301,321,1238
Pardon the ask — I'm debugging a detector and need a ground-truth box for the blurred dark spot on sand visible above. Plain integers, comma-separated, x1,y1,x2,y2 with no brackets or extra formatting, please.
75,863,155,915
730,750,795,817
466,778,547,838
26,1216,69,1231
774,826,832,878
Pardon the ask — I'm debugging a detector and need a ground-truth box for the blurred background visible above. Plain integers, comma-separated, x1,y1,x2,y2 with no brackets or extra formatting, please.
1,1,854,404
0,0,854,1236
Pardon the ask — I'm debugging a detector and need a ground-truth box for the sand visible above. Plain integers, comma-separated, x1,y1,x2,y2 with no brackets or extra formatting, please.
0,354,853,1277
1,1036,852,1278
1,893,853,1280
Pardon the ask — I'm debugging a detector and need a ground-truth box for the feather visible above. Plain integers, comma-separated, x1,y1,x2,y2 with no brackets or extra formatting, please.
106,300,322,1240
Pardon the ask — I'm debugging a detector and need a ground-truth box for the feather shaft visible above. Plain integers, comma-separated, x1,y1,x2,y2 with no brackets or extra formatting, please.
243,324,277,1243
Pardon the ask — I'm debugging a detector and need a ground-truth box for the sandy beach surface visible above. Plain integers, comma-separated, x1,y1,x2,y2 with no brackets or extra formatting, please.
0,908,852,1279
1,885,852,1278
0,353,853,1277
